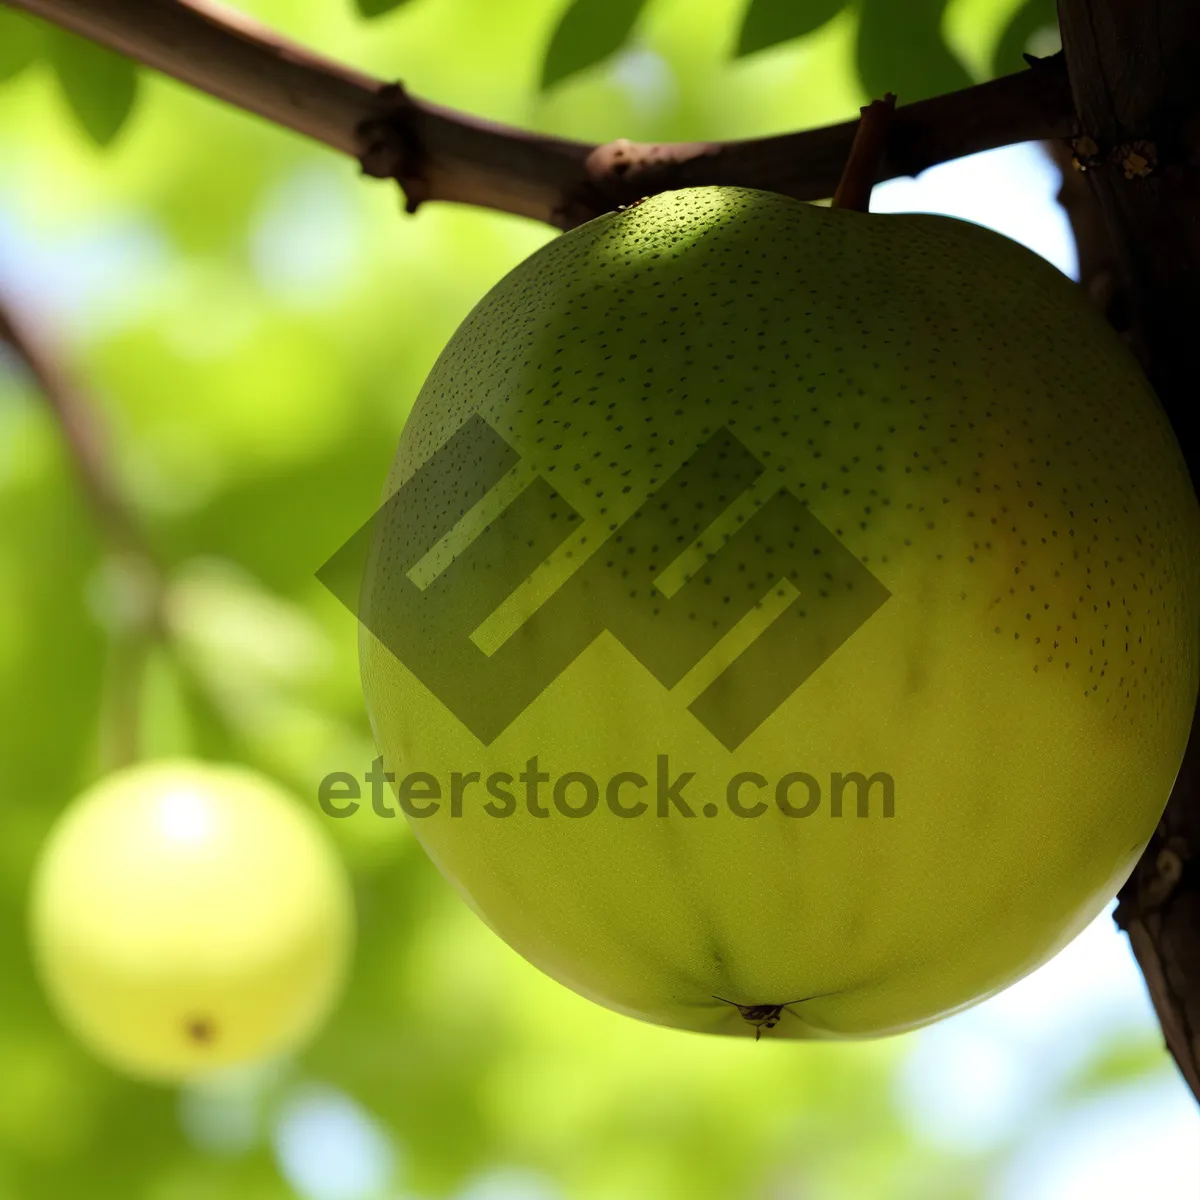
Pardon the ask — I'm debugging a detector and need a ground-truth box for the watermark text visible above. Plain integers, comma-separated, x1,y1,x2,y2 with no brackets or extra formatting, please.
318,757,895,820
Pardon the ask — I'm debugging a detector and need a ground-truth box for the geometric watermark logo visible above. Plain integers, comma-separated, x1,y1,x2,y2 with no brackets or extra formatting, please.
319,417,890,749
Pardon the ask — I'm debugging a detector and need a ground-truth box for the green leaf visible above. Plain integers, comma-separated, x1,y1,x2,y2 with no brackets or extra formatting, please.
991,0,1058,76
0,10,43,83
46,28,139,147
736,0,849,58
540,0,651,91
353,0,416,17
856,0,973,104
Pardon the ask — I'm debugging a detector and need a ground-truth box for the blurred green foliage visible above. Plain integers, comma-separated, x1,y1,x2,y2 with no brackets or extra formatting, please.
0,9,43,83
735,0,848,59
44,27,140,147
856,0,972,101
541,0,653,90
990,0,1059,75
0,2,1177,1199
355,0,418,19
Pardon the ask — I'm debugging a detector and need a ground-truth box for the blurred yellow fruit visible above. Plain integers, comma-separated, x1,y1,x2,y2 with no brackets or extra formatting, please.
30,760,353,1080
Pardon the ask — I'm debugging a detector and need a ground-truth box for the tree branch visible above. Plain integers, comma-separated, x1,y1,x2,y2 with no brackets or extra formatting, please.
1055,0,1200,1105
8,0,1078,228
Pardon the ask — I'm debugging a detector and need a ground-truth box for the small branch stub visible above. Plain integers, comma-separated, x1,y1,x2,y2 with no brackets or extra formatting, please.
357,82,428,214
832,93,897,212
1070,133,1161,178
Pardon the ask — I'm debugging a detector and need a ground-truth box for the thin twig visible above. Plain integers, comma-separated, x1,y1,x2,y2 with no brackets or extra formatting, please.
832,93,897,211
0,295,154,564
7,0,1078,227
0,290,164,769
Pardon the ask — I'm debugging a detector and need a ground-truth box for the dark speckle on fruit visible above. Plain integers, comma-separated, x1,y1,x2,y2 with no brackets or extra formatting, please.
186,1016,217,1045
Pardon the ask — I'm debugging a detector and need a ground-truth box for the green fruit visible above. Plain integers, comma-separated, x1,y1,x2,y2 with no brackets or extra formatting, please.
30,760,353,1079
358,186,1200,1039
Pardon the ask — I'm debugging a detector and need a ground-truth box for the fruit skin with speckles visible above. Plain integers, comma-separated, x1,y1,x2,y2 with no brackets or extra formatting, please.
360,186,1200,1040
30,760,353,1080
